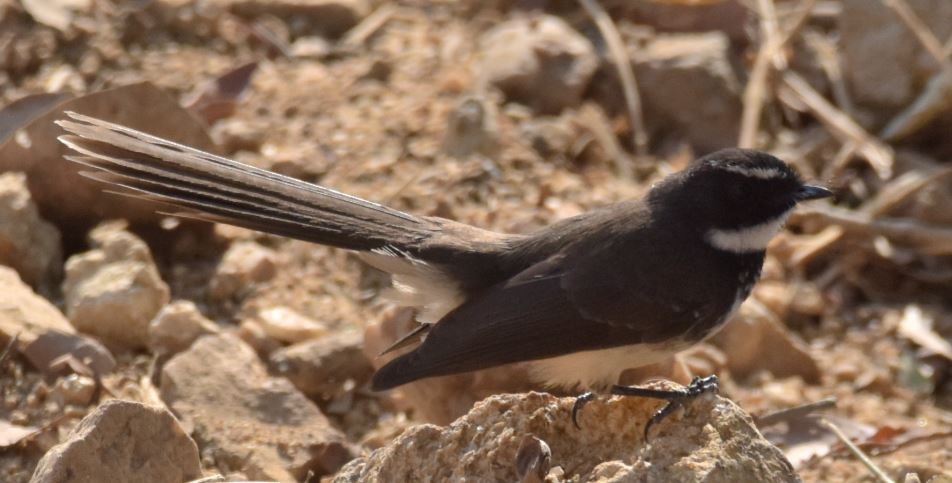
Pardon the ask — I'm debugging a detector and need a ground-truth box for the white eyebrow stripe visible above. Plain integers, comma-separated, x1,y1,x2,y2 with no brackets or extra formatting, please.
706,209,792,253
721,165,785,180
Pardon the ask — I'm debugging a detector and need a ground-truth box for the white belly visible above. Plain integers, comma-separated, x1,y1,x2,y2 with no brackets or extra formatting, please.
528,342,691,391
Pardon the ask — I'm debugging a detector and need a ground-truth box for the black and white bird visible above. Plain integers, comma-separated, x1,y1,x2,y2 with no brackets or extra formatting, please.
56,112,832,434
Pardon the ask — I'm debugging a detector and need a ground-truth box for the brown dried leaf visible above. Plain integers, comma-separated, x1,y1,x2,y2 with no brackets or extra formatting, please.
0,420,40,448
858,427,952,456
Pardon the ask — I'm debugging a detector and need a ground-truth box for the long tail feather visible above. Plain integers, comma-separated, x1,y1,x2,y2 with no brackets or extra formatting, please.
57,111,437,251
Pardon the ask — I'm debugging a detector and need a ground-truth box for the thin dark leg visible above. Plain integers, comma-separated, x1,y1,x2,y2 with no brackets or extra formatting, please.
610,375,719,441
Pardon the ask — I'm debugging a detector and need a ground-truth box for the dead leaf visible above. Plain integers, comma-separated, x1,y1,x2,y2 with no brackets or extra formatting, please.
898,305,952,360
857,426,952,456
0,82,217,232
20,0,91,31
184,62,259,124
0,92,73,145
0,420,40,448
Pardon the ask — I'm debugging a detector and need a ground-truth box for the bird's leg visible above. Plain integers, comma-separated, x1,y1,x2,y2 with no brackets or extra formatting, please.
571,391,596,429
610,375,719,441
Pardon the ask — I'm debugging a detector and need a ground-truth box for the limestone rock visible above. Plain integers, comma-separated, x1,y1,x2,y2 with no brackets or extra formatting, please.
0,266,115,376
254,306,327,343
208,241,278,300
148,300,220,355
50,374,97,406
479,15,598,114
0,172,62,292
30,400,201,483
442,96,499,158
235,318,283,356
62,223,170,350
334,388,798,482
270,331,373,398
161,333,354,481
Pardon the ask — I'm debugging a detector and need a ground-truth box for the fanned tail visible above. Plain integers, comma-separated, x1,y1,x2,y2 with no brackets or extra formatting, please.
56,111,437,251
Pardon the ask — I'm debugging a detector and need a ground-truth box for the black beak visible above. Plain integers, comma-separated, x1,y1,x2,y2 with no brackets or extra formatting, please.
795,184,833,201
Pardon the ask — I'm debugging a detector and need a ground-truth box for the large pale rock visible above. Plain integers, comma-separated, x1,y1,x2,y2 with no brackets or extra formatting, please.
30,400,202,483
148,300,220,355
161,333,354,481
334,388,798,482
841,0,952,109
270,331,373,399
254,306,327,343
208,241,278,300
0,172,62,292
62,223,170,350
479,15,598,114
0,266,114,376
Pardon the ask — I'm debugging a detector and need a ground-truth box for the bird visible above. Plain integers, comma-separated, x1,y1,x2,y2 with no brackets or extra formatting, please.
56,111,832,436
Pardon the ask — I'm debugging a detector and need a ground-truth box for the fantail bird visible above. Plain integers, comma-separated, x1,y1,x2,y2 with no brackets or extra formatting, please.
56,111,832,434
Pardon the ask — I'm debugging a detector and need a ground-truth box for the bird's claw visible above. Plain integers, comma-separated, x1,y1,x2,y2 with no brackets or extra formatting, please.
571,391,595,429
610,375,719,442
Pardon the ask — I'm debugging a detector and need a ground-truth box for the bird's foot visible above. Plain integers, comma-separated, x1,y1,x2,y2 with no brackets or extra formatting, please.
610,375,719,442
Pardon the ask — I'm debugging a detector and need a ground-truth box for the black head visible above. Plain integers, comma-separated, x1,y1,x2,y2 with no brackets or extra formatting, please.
649,149,831,251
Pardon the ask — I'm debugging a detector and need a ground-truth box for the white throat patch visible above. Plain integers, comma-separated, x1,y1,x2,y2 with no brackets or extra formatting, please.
706,209,792,253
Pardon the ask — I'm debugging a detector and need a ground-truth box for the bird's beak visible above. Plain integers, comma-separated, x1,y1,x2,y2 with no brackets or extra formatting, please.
795,184,833,201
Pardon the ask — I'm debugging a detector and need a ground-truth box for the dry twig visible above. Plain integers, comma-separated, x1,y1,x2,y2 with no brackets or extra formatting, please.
861,166,952,217
882,0,952,72
793,205,952,256
820,418,895,483
0,333,18,367
880,72,952,141
755,398,837,427
578,0,648,158
341,4,397,48
739,0,818,148
778,72,894,179
877,0,952,141
577,104,635,179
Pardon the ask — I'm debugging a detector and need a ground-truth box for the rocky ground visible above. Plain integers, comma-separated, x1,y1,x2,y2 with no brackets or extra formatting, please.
1,0,952,481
